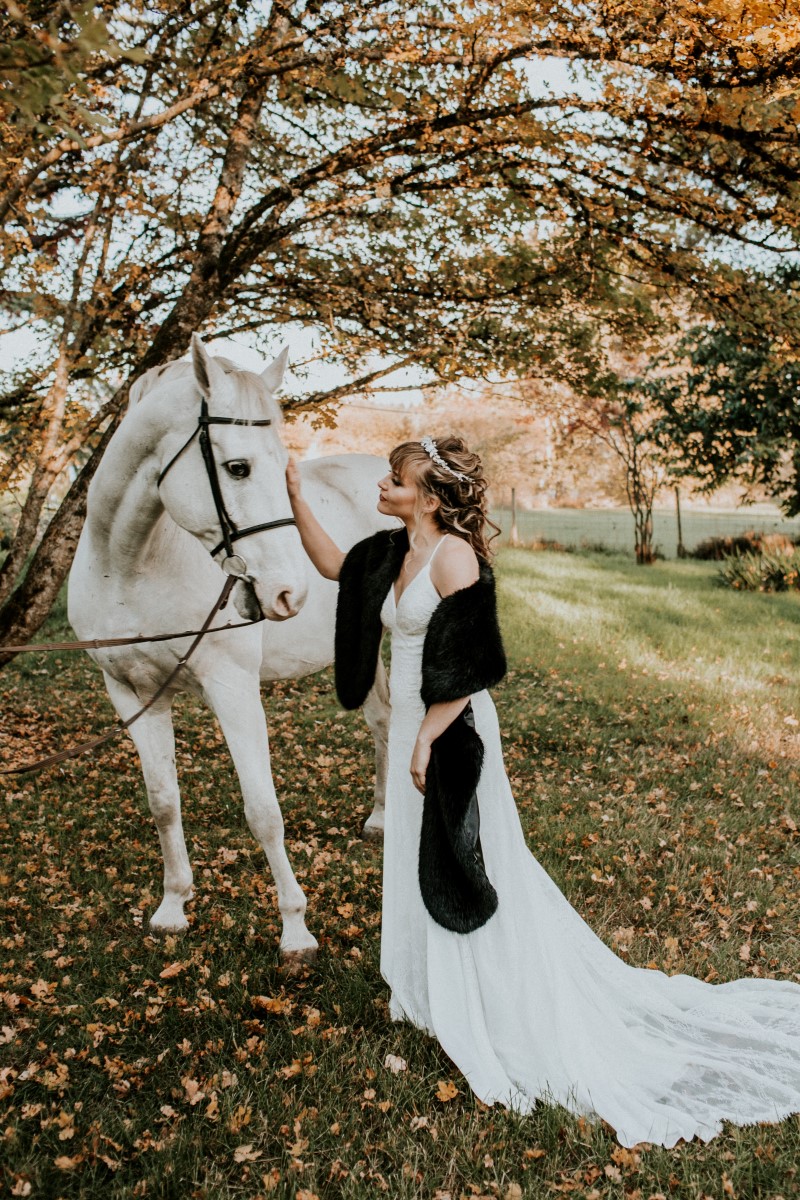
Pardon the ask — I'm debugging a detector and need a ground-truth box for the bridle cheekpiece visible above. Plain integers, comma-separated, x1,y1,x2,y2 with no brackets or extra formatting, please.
156,394,296,581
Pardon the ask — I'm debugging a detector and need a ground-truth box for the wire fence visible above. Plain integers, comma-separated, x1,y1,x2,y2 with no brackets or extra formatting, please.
491,505,800,559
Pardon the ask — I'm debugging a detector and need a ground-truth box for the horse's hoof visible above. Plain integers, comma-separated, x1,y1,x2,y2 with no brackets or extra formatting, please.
280,945,318,968
148,919,189,936
361,823,384,844
149,900,190,934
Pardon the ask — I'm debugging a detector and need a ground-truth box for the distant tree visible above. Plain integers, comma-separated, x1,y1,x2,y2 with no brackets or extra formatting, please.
647,289,800,514
557,380,673,564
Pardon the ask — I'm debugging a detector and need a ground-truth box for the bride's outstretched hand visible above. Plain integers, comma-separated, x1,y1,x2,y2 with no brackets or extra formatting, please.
285,456,302,505
410,737,431,794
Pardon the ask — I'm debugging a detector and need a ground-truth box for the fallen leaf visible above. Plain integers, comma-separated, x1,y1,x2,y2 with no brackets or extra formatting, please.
384,1054,407,1074
181,1077,205,1106
252,995,292,1015
611,1145,641,1169
233,1143,262,1163
54,1155,83,1170
435,1079,459,1102
159,961,186,979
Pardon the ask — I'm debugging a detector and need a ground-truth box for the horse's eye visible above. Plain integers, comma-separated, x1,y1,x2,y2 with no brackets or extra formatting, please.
224,460,251,479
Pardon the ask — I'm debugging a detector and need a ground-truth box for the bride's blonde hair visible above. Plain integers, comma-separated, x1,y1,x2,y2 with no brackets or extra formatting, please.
389,436,500,561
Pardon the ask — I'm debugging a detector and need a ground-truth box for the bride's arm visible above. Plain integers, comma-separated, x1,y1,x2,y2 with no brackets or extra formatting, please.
285,457,345,581
410,538,481,793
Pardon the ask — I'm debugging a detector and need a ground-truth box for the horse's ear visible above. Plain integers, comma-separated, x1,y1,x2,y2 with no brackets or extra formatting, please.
260,346,289,395
191,334,231,400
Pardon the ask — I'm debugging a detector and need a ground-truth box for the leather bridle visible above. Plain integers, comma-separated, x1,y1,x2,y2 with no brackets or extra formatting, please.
156,395,296,581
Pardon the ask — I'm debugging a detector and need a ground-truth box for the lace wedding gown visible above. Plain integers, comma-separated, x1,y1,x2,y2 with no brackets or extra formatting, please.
378,539,800,1148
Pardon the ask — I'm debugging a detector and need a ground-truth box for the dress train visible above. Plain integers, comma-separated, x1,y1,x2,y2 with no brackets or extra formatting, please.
378,545,800,1148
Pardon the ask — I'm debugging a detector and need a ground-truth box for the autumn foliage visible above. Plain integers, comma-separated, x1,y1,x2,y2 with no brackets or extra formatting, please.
2,1,800,644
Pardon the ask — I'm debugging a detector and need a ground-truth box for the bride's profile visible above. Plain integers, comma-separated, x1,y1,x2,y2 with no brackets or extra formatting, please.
286,435,800,1149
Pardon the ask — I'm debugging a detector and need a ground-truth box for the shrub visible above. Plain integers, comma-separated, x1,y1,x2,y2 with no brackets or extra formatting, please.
692,529,795,560
717,549,800,592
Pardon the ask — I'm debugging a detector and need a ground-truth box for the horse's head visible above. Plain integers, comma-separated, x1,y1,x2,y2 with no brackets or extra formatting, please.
155,336,308,622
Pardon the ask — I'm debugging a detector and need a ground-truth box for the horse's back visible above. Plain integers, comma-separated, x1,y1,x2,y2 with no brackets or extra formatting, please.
259,453,395,681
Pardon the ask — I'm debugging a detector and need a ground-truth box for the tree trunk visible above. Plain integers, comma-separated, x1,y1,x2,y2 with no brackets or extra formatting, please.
0,350,73,606
0,415,121,662
634,504,655,564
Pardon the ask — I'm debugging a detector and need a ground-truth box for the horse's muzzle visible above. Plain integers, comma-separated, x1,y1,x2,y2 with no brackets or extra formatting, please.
233,578,305,622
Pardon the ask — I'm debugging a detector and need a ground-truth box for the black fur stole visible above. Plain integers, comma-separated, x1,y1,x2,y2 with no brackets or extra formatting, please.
335,527,408,711
335,528,507,934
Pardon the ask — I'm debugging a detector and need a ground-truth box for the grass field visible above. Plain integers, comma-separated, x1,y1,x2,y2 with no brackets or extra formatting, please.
491,505,800,560
2,550,800,1199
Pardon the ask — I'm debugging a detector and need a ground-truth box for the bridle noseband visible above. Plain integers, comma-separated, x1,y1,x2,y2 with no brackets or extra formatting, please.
156,395,296,581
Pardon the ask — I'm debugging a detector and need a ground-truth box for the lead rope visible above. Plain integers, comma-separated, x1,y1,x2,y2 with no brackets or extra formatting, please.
2,575,240,776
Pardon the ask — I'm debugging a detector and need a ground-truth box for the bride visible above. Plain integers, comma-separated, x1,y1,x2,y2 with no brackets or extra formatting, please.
286,435,800,1149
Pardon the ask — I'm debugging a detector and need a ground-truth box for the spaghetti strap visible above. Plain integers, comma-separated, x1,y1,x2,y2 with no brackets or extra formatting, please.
426,533,449,569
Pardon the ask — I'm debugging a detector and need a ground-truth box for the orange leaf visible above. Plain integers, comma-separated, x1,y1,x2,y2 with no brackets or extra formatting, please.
252,995,291,1014
233,1144,262,1163
435,1079,459,1102
159,961,186,979
54,1155,83,1170
181,1077,205,1106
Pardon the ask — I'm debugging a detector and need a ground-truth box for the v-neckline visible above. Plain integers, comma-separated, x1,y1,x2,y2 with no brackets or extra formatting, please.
392,536,447,608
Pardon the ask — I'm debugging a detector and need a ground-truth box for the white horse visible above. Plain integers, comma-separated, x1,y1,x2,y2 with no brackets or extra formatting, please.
68,336,394,962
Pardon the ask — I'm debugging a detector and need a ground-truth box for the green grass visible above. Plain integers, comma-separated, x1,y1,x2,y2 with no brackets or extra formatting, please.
2,550,800,1198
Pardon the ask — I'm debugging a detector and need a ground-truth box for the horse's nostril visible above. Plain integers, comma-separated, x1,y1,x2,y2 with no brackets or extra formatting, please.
276,589,301,619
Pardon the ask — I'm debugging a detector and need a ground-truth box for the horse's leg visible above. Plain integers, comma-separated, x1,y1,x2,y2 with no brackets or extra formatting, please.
103,674,193,932
203,671,318,964
360,651,390,843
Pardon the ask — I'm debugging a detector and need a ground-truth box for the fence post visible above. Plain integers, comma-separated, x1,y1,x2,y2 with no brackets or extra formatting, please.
675,486,686,558
510,487,519,546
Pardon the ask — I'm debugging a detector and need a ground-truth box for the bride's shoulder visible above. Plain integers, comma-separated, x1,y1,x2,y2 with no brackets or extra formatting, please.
431,535,480,597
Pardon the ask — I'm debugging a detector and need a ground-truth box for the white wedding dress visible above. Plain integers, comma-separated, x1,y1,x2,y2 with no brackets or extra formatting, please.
378,538,800,1148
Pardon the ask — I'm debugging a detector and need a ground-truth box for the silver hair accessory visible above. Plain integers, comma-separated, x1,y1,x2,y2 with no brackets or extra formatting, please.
420,436,469,482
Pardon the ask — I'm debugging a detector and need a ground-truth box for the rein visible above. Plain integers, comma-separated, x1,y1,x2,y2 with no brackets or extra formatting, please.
3,395,300,777
0,612,265,657
1,576,249,776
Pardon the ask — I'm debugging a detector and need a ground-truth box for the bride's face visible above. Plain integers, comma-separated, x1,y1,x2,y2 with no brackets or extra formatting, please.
377,466,421,521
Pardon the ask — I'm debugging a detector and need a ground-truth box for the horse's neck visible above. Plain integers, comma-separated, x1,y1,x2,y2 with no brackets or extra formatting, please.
85,410,176,575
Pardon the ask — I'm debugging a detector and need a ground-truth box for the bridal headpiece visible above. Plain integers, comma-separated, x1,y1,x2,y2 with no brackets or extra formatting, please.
420,436,469,482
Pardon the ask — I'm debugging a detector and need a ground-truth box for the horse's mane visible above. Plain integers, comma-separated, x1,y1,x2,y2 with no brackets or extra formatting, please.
127,356,283,423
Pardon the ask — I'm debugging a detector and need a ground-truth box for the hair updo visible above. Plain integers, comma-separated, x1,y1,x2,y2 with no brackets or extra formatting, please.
389,436,500,561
